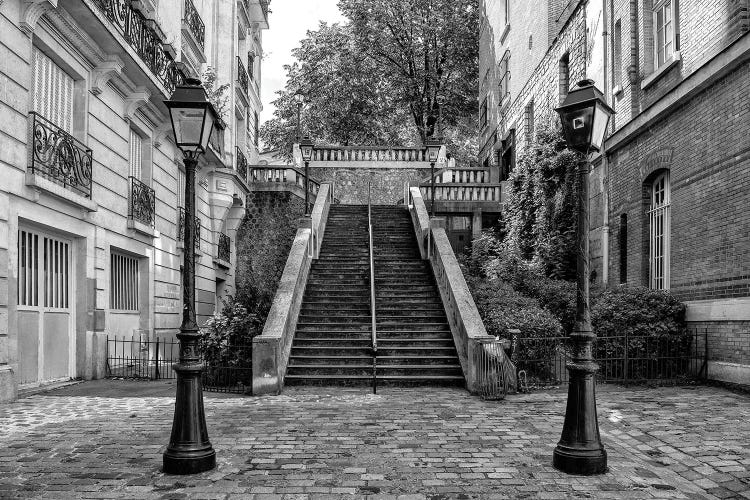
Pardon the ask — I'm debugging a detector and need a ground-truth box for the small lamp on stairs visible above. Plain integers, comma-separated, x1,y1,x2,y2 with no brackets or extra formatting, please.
300,136,315,216
424,137,443,217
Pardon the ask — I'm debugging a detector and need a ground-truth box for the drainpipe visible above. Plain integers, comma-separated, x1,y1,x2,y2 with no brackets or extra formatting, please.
601,0,610,286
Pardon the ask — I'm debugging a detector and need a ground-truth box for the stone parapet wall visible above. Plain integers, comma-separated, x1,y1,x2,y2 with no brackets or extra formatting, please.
311,167,432,205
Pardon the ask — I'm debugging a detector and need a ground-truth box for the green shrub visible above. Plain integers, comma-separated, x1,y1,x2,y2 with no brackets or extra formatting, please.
592,286,689,381
201,295,264,388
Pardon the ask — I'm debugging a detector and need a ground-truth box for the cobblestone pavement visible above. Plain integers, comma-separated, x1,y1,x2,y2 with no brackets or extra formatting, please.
0,381,748,499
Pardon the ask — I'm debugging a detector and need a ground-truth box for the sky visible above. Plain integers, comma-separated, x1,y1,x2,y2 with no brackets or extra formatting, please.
260,1,346,124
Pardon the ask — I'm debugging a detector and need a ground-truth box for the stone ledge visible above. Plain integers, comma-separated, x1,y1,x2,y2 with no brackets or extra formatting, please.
25,172,98,212
685,297,750,321
127,218,158,238
640,51,681,90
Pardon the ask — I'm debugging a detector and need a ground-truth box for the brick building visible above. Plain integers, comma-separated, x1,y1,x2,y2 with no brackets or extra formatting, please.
480,0,750,384
0,0,270,401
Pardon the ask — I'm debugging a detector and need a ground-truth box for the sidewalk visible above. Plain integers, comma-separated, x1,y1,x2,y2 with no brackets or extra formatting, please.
0,380,748,499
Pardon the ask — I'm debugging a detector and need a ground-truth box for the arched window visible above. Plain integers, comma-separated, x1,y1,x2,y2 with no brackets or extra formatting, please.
648,171,671,289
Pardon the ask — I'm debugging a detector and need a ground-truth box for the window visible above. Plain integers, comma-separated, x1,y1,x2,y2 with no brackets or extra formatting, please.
129,128,143,180
559,53,570,104
525,101,535,144
653,0,678,68
613,20,622,87
498,50,510,102
177,169,185,207
480,97,488,129
111,252,139,311
619,213,627,284
500,129,516,181
648,172,670,290
248,53,255,81
32,47,74,132
18,230,70,309
504,0,509,25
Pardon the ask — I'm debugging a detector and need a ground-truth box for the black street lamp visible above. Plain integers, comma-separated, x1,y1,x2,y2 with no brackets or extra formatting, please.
162,77,218,475
552,79,614,475
425,137,442,217
294,90,304,143
300,136,314,216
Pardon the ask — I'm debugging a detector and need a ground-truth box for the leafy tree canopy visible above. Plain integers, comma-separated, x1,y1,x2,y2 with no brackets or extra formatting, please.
261,0,479,162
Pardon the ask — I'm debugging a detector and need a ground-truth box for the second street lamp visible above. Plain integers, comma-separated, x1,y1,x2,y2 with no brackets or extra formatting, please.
163,77,218,475
425,137,442,217
300,136,314,216
552,79,614,476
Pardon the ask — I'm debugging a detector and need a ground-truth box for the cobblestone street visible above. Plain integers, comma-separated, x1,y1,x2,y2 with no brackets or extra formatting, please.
0,381,748,499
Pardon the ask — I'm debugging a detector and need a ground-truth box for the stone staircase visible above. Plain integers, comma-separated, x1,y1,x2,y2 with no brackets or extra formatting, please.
285,204,463,386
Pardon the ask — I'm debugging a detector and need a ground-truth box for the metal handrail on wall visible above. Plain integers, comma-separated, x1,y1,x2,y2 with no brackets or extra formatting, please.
368,181,377,394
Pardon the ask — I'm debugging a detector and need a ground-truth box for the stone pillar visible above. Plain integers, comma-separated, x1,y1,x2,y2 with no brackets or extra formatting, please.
0,193,14,402
472,209,483,240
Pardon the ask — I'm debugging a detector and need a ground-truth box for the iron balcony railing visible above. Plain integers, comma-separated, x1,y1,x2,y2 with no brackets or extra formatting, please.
183,0,205,49
178,207,201,248
29,112,93,199
92,0,184,94
235,146,248,180
260,0,269,19
217,233,230,262
236,56,249,95
128,177,155,226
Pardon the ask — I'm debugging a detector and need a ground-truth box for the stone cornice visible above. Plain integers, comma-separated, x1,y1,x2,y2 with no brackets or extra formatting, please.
124,87,152,121
20,0,57,35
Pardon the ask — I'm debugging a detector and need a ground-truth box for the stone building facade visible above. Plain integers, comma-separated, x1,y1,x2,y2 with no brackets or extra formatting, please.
480,0,750,384
0,0,269,401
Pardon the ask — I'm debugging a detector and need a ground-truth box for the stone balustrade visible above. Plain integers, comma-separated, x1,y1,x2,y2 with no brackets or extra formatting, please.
420,183,505,203
312,146,427,163
434,168,490,184
407,186,515,394
248,165,320,196
252,183,333,395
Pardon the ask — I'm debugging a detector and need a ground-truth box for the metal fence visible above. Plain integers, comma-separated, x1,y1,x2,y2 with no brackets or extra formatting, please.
106,336,252,394
511,329,707,389
473,338,517,400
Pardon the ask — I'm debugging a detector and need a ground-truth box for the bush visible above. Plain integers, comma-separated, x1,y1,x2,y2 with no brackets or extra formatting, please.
201,295,264,388
592,286,689,380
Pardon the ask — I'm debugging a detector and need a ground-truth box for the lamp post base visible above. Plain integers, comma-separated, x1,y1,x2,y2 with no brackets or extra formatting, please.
553,443,607,475
163,447,216,475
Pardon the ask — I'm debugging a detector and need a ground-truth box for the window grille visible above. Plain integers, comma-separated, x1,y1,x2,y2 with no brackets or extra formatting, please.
653,0,676,68
648,172,670,290
525,101,535,144
111,252,139,311
129,129,143,180
498,51,510,102
18,230,70,309
480,97,488,129
32,47,74,133
254,111,259,147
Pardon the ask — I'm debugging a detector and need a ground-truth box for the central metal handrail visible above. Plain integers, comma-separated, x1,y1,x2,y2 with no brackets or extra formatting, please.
368,181,377,394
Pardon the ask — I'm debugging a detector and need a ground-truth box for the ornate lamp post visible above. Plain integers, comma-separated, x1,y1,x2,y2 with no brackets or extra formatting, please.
424,137,442,217
300,136,314,216
294,90,304,143
552,79,614,475
163,78,218,475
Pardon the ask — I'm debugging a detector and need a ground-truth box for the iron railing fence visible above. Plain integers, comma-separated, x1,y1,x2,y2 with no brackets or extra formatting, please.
128,176,156,226
236,56,249,94
217,233,230,262
183,0,205,49
92,0,184,93
105,335,253,394
473,338,517,400
29,112,93,198
235,146,248,180
510,329,707,389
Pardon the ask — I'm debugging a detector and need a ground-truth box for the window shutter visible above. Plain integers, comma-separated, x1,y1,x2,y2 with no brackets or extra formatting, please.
32,47,74,133
129,129,142,180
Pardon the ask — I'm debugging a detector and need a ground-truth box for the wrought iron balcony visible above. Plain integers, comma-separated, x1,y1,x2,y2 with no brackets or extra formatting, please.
29,112,93,199
236,56,249,95
235,146,248,180
217,233,230,263
178,207,201,248
128,177,156,226
260,0,269,19
92,0,184,94
183,0,205,49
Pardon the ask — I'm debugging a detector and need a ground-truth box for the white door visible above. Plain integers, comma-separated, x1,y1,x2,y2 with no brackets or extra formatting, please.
17,228,73,385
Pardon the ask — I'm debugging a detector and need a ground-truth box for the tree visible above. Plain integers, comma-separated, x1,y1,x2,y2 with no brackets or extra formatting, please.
261,0,479,162
261,22,415,160
340,0,479,142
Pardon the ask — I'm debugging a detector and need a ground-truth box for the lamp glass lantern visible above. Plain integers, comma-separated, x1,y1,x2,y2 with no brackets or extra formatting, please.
293,90,305,105
425,137,442,163
165,78,218,154
554,79,614,153
300,136,314,162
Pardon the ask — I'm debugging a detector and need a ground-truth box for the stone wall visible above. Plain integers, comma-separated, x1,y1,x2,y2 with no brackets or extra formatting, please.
311,167,432,205
236,191,305,307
